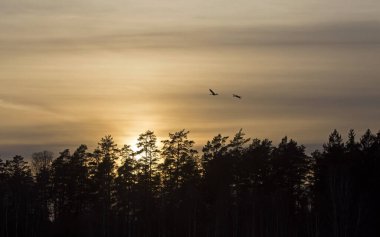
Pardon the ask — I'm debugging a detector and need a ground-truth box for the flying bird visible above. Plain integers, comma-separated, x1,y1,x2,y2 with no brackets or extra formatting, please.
209,89,218,96
233,94,242,99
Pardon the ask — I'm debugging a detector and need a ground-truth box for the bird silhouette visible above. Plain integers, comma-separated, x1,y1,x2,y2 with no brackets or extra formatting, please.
233,94,242,99
209,89,218,96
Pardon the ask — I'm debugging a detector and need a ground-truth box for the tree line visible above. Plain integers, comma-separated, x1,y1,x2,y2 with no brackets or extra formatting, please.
0,129,379,237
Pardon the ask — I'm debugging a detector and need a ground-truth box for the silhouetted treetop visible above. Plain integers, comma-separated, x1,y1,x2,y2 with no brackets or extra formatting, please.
0,128,379,237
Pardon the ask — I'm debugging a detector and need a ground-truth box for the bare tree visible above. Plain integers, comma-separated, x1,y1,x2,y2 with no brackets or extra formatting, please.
31,150,53,174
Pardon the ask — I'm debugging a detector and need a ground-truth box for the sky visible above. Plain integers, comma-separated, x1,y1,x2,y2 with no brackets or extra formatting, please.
1,0,380,158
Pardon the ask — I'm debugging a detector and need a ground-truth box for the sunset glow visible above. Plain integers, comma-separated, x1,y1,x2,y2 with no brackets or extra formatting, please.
1,0,380,157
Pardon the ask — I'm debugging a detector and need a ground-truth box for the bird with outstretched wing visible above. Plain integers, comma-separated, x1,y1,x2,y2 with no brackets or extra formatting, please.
233,94,242,99
209,89,218,96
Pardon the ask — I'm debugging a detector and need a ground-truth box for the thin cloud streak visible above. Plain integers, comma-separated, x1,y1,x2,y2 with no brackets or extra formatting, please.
0,99,70,119
1,21,380,55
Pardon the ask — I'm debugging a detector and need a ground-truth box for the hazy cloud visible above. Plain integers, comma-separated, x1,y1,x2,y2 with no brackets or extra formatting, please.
1,21,380,56
1,0,379,157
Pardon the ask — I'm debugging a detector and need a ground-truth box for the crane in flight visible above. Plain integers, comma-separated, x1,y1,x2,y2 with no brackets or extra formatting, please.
209,89,218,96
233,94,242,99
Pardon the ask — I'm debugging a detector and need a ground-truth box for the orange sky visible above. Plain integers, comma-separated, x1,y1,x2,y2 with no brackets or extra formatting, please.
1,0,380,157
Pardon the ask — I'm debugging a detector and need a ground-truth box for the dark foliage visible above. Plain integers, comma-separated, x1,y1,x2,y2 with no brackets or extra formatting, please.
0,129,379,237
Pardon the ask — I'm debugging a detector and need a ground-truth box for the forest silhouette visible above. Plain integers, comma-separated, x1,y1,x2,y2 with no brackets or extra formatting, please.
0,128,379,237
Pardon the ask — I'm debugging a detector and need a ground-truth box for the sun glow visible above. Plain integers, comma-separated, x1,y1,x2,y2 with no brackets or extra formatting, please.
121,137,138,151
120,136,141,159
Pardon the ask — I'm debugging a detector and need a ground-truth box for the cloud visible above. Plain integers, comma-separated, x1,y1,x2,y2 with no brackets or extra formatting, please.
0,98,75,122
0,98,51,113
1,21,379,56
0,4,379,158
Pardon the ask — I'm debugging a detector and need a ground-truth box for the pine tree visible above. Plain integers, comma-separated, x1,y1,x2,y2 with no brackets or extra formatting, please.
93,135,119,237
5,155,34,237
135,130,160,236
160,130,200,236
161,129,199,191
270,137,310,236
136,130,160,191
201,134,229,174
33,151,53,232
51,149,71,223
115,145,137,237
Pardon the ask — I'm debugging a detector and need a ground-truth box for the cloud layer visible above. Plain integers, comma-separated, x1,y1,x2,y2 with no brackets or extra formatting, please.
1,0,379,157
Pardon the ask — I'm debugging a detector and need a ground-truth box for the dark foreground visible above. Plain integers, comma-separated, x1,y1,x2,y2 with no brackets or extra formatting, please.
1,129,379,237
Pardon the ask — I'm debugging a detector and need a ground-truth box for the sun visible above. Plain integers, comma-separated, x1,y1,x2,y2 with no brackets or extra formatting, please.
121,137,137,150
121,136,141,159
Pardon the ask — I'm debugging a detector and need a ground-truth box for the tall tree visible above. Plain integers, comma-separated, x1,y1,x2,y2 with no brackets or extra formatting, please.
270,137,310,237
238,138,273,237
4,155,34,237
32,151,53,234
0,158,8,237
315,130,359,237
31,150,53,175
136,130,160,191
135,130,160,236
51,149,71,226
201,134,229,174
346,129,360,154
115,145,137,237
160,130,201,236
161,130,199,191
93,135,119,237
228,129,250,157
66,145,90,216
60,145,92,237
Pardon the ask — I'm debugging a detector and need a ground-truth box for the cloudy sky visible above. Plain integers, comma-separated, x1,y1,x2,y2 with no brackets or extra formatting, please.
1,0,380,157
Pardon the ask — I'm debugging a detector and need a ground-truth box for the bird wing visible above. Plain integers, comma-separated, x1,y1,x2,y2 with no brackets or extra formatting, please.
209,89,215,94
